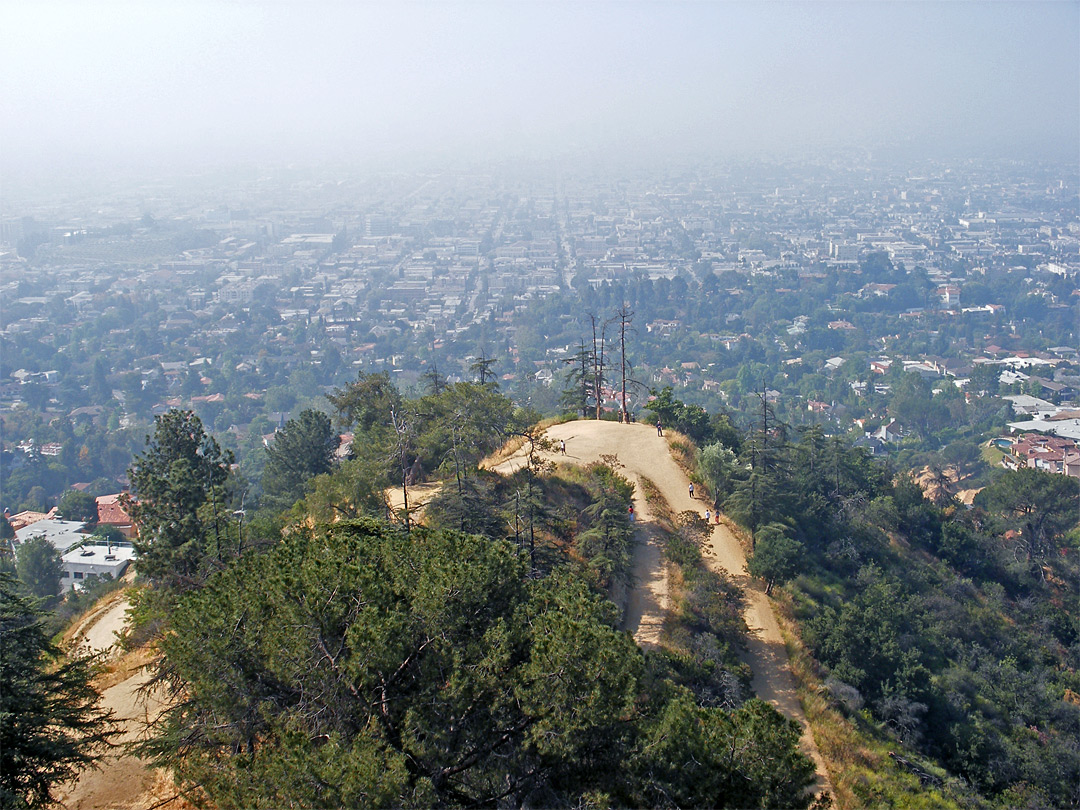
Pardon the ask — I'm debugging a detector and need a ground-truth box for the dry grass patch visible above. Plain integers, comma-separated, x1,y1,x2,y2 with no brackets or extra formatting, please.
639,475,675,530
479,435,528,468
663,429,698,476
93,644,158,692
142,769,202,810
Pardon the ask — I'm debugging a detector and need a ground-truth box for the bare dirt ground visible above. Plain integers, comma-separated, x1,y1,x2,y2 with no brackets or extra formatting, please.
494,420,831,792
386,480,443,518
57,593,179,810
68,590,130,659
488,421,674,647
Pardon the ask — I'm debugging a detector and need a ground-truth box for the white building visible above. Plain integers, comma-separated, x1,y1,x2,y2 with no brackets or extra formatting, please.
14,519,89,553
61,543,135,588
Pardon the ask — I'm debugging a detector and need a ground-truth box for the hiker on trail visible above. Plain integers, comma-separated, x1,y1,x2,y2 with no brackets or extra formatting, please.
715,512,721,525
628,504,635,522
656,420,663,437
705,508,711,523
560,439,566,455
688,482,695,499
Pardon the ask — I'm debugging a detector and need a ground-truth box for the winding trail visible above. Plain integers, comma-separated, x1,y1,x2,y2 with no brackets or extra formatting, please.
57,594,172,810
493,420,831,792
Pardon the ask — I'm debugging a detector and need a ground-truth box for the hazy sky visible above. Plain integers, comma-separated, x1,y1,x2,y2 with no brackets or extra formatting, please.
2,1,1077,175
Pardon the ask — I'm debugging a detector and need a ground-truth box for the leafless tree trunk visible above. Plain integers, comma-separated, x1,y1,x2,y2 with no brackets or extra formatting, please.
590,313,616,419
617,305,634,423
390,407,413,531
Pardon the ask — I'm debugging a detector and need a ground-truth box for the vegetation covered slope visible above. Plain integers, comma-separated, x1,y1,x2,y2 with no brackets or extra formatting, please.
118,377,822,809
115,365,1079,808
140,518,815,809
691,404,1080,809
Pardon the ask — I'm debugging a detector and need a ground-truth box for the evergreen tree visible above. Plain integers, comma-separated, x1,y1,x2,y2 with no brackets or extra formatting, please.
327,370,402,433
0,573,118,809
468,351,498,386
974,467,1080,564
139,519,818,809
560,340,594,418
125,410,234,591
57,490,97,523
261,409,339,511
746,523,803,595
15,536,63,601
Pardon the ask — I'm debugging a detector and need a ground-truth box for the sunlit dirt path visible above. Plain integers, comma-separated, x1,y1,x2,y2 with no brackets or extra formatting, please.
494,420,831,793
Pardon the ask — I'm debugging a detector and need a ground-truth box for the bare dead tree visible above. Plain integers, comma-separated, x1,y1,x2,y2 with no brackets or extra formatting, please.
616,304,635,423
389,406,416,531
589,314,602,420
470,350,498,386
589,312,617,419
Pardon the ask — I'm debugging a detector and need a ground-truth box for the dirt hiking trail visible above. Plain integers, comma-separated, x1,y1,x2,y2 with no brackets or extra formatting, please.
493,419,831,791
57,593,176,810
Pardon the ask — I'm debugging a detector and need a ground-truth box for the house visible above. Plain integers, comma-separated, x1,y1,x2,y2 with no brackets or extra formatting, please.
872,419,905,443
1007,417,1080,443
5,508,57,532
862,283,897,297
14,519,90,554
1004,433,1080,477
95,495,135,538
1028,376,1076,402
646,319,681,336
936,285,961,306
854,435,887,456
903,362,940,381
1001,395,1057,417
1065,452,1080,479
61,542,135,589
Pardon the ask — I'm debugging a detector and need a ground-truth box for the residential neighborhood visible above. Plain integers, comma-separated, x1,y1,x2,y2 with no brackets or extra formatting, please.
2,156,1077,522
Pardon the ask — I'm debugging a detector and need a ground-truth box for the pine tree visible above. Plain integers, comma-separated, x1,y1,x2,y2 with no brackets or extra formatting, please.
262,409,339,511
125,410,234,590
0,573,118,809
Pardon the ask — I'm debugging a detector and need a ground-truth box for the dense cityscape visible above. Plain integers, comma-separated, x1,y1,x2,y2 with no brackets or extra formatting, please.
3,156,1077,515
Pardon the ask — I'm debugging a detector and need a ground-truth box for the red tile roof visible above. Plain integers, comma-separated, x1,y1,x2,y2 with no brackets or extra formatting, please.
95,495,132,527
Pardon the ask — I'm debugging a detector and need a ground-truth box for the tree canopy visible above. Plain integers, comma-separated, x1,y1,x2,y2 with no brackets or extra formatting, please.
57,490,97,523
974,466,1080,563
15,536,63,601
261,409,339,511
142,518,818,809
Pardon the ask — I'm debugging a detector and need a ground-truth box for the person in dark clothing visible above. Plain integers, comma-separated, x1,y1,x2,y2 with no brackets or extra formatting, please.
656,420,663,436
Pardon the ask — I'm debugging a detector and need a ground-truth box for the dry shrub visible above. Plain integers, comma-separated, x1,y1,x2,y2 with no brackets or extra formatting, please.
664,429,698,475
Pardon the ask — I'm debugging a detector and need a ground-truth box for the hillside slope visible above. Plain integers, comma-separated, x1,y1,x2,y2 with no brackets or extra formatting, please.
491,419,831,792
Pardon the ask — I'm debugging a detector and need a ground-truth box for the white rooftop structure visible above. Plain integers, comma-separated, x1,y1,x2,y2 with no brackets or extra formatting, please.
1001,395,1057,417
61,543,135,589
15,519,90,553
1007,418,1080,442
